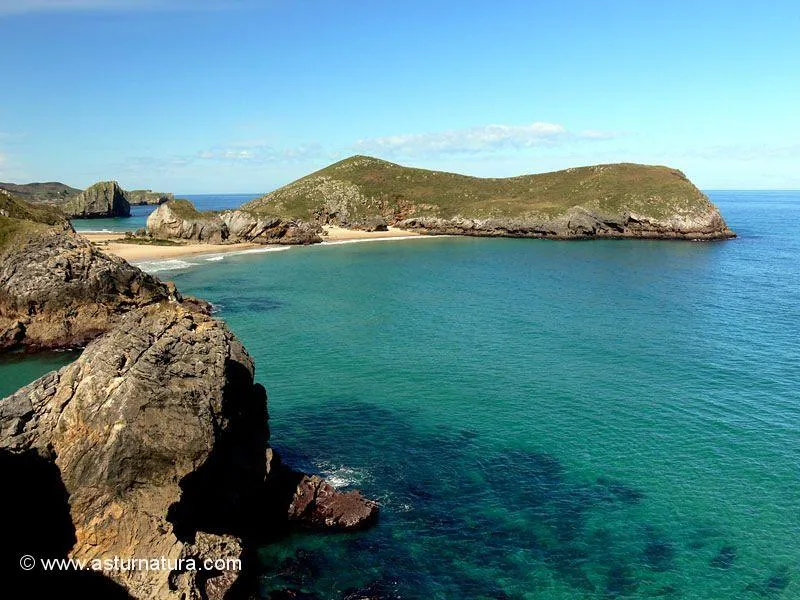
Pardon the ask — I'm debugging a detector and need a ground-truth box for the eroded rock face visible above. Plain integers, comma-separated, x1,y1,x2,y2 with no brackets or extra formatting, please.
0,304,269,599
145,202,229,243
125,190,174,206
0,230,171,351
146,202,323,245
399,204,736,240
63,181,130,218
287,475,379,531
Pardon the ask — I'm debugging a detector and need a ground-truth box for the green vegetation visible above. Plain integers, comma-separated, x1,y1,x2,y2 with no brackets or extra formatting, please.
164,198,219,219
0,181,80,205
243,155,713,223
0,191,68,250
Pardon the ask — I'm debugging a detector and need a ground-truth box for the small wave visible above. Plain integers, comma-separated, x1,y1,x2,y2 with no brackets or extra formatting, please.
232,246,292,255
135,259,199,273
205,255,224,262
314,461,371,489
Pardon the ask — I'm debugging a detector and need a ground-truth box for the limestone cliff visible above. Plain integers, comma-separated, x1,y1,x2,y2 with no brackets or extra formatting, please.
63,181,130,218
146,200,323,245
125,189,174,206
0,229,171,351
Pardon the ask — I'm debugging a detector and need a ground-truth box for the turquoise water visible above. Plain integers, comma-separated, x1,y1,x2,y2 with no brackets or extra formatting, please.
70,193,260,233
3,191,798,599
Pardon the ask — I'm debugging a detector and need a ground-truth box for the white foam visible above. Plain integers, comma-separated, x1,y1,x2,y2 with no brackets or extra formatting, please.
205,256,224,262
314,461,371,489
135,259,199,273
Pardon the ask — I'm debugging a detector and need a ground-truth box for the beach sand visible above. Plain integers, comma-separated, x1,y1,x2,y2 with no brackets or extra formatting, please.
82,226,421,262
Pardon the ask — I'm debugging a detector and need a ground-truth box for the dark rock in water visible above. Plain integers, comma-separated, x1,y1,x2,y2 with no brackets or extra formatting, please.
746,565,791,596
0,229,171,352
605,564,638,597
63,181,130,218
642,527,676,572
710,545,737,569
286,473,379,531
268,590,323,600
595,477,645,504
343,580,402,599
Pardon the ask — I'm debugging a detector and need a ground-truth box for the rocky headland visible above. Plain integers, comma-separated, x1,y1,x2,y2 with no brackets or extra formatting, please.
0,193,378,598
1,180,176,218
240,156,736,241
63,180,131,218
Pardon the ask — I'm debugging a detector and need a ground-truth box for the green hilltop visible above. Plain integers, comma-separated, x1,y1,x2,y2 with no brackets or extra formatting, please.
242,155,717,224
0,190,71,251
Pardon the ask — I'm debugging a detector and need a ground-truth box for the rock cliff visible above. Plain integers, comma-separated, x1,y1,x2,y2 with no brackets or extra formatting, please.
125,190,174,206
63,181,130,218
0,212,378,598
145,200,323,245
0,229,170,351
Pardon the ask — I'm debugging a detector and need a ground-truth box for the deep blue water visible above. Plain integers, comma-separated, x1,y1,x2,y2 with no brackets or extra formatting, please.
3,191,799,599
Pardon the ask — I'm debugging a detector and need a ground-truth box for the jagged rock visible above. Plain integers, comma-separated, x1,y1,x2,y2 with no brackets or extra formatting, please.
287,474,379,531
0,229,170,351
145,200,229,243
0,303,269,599
63,181,130,218
398,203,734,240
348,216,388,232
125,190,174,206
146,201,323,246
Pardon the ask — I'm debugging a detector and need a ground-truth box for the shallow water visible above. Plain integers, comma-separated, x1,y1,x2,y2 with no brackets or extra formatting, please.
3,191,798,599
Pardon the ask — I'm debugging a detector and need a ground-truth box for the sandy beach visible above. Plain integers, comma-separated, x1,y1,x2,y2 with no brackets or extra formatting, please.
82,226,421,262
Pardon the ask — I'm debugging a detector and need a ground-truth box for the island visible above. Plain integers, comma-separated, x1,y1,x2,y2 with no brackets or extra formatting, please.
144,155,735,245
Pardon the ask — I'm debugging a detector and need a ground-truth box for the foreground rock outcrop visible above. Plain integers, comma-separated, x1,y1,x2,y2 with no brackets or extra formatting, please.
0,229,170,351
1,216,378,598
1,301,378,598
146,200,323,245
1,304,266,598
63,181,130,218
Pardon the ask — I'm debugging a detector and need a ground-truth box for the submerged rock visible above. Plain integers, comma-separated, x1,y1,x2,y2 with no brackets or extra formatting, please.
0,229,170,351
63,181,130,218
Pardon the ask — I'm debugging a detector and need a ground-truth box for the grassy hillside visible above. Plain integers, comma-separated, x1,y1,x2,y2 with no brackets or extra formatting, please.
0,190,70,251
243,155,714,224
0,181,80,205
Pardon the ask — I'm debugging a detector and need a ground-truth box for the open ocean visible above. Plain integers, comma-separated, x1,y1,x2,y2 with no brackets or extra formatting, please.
3,191,798,599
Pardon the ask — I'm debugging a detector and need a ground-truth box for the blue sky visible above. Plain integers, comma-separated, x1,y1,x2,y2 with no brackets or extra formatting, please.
0,0,798,192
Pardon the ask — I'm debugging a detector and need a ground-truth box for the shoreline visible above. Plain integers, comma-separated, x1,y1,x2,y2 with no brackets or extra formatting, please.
82,226,423,263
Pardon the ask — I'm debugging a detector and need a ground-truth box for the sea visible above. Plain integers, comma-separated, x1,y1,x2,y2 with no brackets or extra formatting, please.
2,191,798,599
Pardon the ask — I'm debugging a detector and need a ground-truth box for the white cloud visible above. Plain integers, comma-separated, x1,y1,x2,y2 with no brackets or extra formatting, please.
196,142,327,164
353,122,616,158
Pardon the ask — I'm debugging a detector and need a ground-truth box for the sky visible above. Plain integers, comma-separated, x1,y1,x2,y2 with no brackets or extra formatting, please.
0,0,798,192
